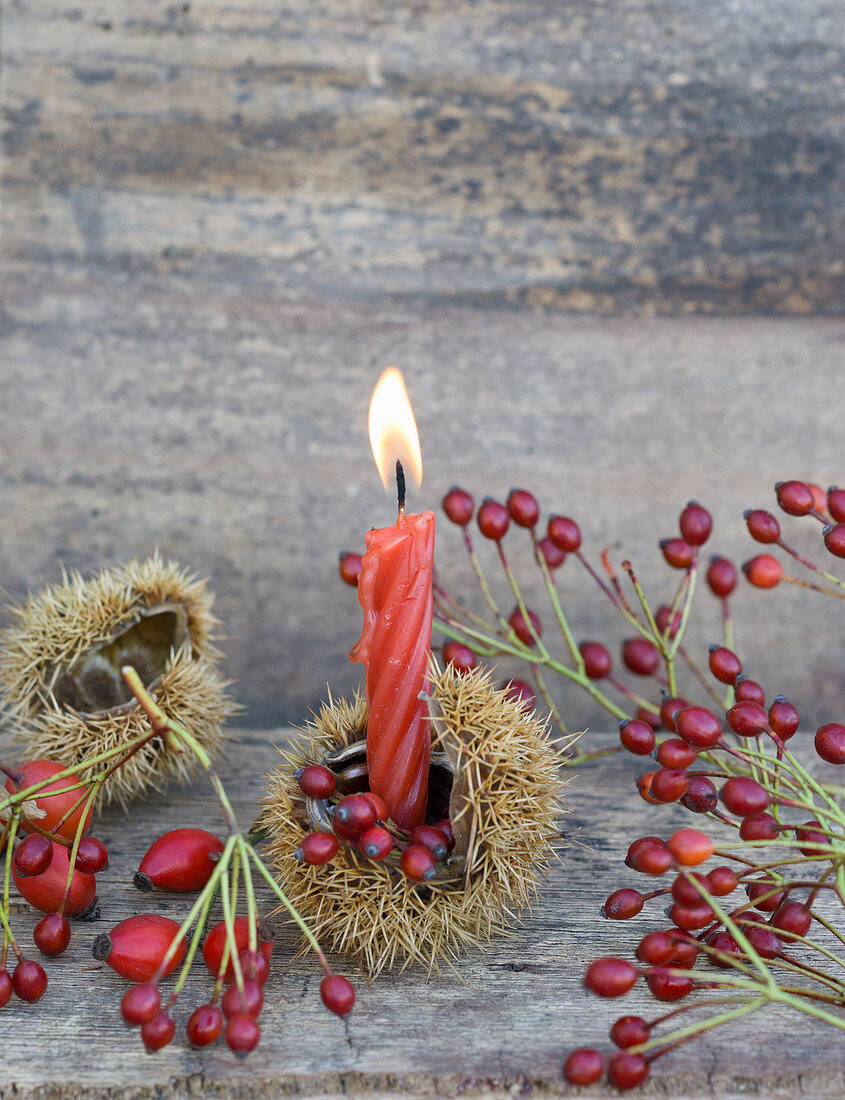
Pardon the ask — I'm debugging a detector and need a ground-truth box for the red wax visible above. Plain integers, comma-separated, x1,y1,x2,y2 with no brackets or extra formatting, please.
350,508,435,831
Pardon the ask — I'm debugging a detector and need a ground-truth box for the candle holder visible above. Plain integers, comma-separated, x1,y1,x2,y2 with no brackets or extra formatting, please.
0,554,234,808
258,663,568,976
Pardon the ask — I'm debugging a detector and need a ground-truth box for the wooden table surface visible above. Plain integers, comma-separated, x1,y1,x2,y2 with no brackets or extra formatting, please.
2,728,843,1100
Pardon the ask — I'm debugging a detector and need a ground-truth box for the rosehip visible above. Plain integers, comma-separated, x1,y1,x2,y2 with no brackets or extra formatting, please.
646,968,693,1001
708,931,743,967
655,606,681,639
362,791,388,821
579,640,611,679
635,931,674,965
743,555,783,588
121,982,161,1025
442,640,477,673
658,695,688,732
636,771,662,805
727,700,768,737
75,836,109,875
435,818,455,851
775,480,814,516
720,776,769,816
745,508,781,543
135,828,223,892
563,1048,604,1085
823,523,845,558
735,676,765,706
222,978,263,1019
93,915,185,982
409,825,448,860
4,760,92,841
679,501,712,545
827,487,845,522
680,775,718,814
608,1051,650,1089
621,638,659,677
675,706,722,748
239,948,270,986
671,872,709,906
706,556,737,598
746,881,785,913
611,1015,651,1049
584,957,637,998
14,835,54,878
547,515,581,552
660,538,693,569
477,499,509,540
187,1003,224,1047
296,831,340,865
656,739,697,769
739,812,779,842
0,971,11,1009
815,722,845,764
142,1011,176,1052
618,719,655,756
442,487,474,526
359,826,393,860
320,973,355,1015
508,607,542,646
668,828,714,866
769,697,799,739
669,902,714,931
708,645,742,685
334,794,377,835
707,866,738,896
203,917,273,982
12,958,48,1002
745,924,781,959
502,679,536,709
602,889,645,920
649,768,690,803
226,1014,260,1058
537,536,566,570
771,901,812,938
507,488,539,528
296,765,336,799
795,821,829,859
400,845,436,882
33,912,71,957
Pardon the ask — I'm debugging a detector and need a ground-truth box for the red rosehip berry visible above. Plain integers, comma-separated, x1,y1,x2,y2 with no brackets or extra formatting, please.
610,1015,651,1049
602,888,645,920
547,515,581,552
707,866,739,896
358,826,393,860
636,771,662,806
669,902,714,931
508,606,542,646
0,970,11,1009
637,706,661,730
707,645,742,684
795,821,829,859
141,1010,176,1052
706,556,738,598
720,776,769,817
442,487,474,526
708,931,743,967
619,718,656,756
735,676,765,706
808,483,827,512
584,957,637,998
646,968,694,1001
668,934,699,969
745,509,781,543
33,912,71,957
739,812,779,842
507,488,540,528
135,828,223,892
746,881,785,913
656,739,697,769
203,917,274,982
409,825,448,860
563,1048,604,1086
815,722,845,764
3,759,92,841
334,794,377,836
675,706,722,748
435,818,455,851
239,948,271,986
827,487,845,522
400,844,436,882
121,982,161,1026
296,765,337,799
296,831,340,865
14,834,54,878
93,914,186,983
226,1014,261,1058
13,841,96,918
187,1003,223,1047
442,640,477,673
660,538,694,569
745,924,782,959
655,605,681,638
743,554,783,588
12,958,48,1002
608,1051,650,1089
626,836,672,875
502,679,536,709
635,931,674,966
537,536,566,570
222,979,263,1020
75,836,109,875
775,480,815,516
670,871,709,906
320,973,355,1015
649,768,690,803
768,696,799,739
680,775,718,814
771,900,812,938
362,791,388,821
338,552,362,587
621,637,660,676
679,501,712,546
823,523,845,558
477,499,509,540
579,640,611,679
658,695,688,732
668,828,714,866
726,699,768,737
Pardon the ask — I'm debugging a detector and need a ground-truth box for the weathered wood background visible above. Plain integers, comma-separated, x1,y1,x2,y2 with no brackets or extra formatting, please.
2,732,844,1100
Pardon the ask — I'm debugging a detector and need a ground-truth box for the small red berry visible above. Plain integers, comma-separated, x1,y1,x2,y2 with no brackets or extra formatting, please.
771,900,812,938
671,872,709,906
708,645,742,685
680,775,718,814
743,554,783,588
579,640,611,679
563,1048,603,1086
584,957,637,998
339,552,362,587
537,536,566,570
75,836,109,875
636,771,662,805
297,765,337,799
735,676,765,706
660,538,694,569
708,931,743,967
675,706,722,748
141,1011,176,1051
808,483,827,512
477,499,509,540
745,924,781,959
187,1003,223,1047
823,523,845,558
827,487,845,522
646,968,693,1001
669,902,714,931
135,828,222,892
669,934,699,969
635,932,674,966
222,979,263,1019
547,515,581,552
679,501,712,546
508,607,542,646
33,912,71,957
611,1015,651,1049
727,699,768,737
795,821,829,859
655,606,681,638
656,739,697,769
637,706,661,730
359,826,394,860
442,640,477,672
626,836,664,867
121,983,161,1026
93,914,185,983
768,697,799,739
745,509,781,543
362,791,388,821
226,1014,260,1058
295,832,340,865
707,866,739,896
434,818,455,851
608,1051,650,1089
649,768,690,803
334,794,377,836
502,679,536,709
203,918,273,982
706,556,737,598
746,881,785,913
739,812,779,842
668,828,714,866
602,888,645,920
0,971,11,1009
720,776,769,816
507,488,539,528
621,637,660,676
400,845,436,882
815,722,845,764
14,835,53,878
409,825,448,860
627,837,673,876
320,973,355,1015
775,480,814,516
659,695,688,732
618,719,655,756
442,487,474,526
12,958,48,1002
239,948,270,986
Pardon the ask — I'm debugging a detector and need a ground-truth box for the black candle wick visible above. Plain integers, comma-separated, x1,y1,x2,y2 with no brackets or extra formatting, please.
396,460,406,510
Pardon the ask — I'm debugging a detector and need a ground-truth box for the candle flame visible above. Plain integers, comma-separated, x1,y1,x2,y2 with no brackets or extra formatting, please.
368,368,423,491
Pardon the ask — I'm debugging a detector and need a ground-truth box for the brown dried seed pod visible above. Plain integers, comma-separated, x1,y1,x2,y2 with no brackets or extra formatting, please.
0,554,235,808
258,663,567,976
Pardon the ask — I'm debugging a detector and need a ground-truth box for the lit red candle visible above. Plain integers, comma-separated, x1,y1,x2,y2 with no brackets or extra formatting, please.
349,369,434,831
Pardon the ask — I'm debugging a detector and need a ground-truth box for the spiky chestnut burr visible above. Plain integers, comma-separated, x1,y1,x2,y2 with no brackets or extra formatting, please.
258,663,567,976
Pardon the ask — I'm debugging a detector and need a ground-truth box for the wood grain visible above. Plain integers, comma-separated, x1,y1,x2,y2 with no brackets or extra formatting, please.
1,729,844,1098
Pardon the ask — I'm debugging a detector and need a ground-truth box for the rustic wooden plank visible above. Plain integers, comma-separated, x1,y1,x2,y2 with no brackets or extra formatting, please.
1,729,843,1098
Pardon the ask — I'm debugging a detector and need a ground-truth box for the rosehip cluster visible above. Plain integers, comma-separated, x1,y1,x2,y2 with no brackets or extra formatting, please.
294,765,455,883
